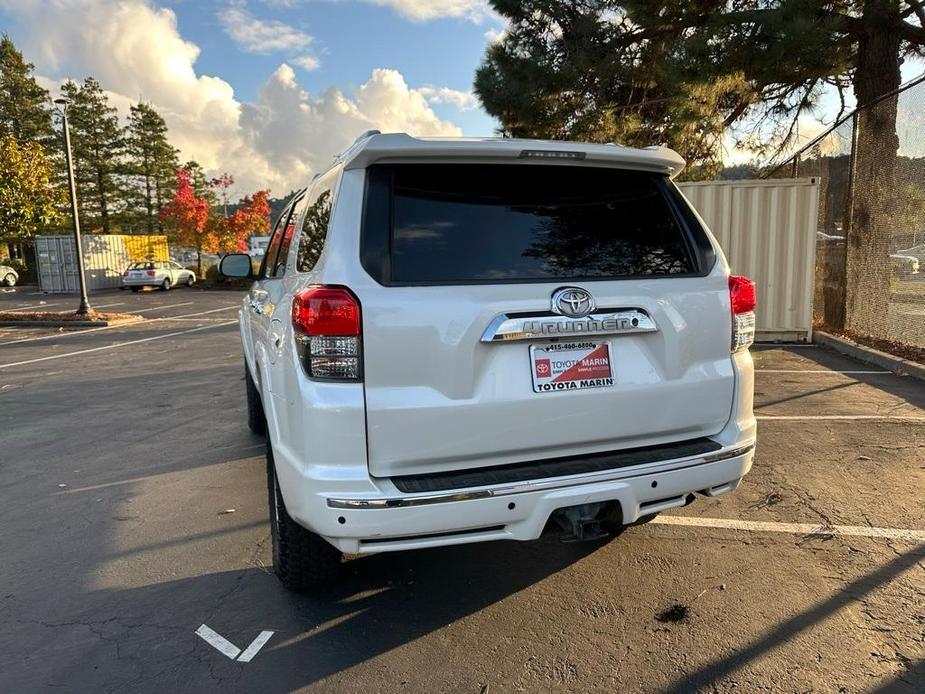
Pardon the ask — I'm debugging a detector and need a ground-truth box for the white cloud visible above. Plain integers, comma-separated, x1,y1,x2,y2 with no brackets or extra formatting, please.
219,4,314,55
484,27,507,44
366,0,489,22
291,55,321,71
418,86,479,111
0,0,462,195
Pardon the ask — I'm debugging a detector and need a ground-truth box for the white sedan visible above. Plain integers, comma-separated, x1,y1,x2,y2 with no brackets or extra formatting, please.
122,261,196,291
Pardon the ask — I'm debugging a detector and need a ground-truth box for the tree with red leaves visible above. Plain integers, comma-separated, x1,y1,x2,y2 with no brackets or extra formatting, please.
159,167,214,278
216,189,270,253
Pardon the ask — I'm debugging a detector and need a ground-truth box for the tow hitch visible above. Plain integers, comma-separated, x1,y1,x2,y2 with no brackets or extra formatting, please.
550,502,615,543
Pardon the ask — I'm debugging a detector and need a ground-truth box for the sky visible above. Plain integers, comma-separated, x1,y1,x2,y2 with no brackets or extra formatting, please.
0,0,504,196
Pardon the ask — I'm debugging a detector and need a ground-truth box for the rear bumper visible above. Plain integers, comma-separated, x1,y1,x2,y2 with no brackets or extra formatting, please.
121,278,160,287
277,440,754,554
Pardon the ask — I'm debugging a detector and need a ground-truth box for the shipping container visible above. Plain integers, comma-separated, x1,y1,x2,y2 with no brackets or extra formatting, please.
677,178,819,342
36,235,169,293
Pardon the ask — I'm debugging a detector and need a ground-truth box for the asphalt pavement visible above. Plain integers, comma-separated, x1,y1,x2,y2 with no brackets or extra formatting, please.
0,286,923,693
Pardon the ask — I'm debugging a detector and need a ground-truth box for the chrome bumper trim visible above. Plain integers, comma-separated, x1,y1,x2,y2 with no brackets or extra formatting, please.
325,442,755,510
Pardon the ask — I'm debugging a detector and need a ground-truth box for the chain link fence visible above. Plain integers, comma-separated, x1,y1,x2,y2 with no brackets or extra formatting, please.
764,74,925,355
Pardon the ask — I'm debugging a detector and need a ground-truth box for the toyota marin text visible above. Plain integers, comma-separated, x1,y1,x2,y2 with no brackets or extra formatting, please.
219,132,757,592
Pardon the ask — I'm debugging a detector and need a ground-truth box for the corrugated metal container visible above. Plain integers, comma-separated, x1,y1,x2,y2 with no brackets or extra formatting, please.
677,178,820,342
36,235,170,293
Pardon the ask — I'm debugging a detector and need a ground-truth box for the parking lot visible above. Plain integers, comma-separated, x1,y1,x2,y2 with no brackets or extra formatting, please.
0,287,922,693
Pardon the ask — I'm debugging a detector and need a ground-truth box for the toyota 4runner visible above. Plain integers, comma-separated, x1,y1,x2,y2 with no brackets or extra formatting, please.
220,132,757,592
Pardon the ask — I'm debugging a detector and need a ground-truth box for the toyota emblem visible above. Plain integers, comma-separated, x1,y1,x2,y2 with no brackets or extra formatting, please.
551,287,595,318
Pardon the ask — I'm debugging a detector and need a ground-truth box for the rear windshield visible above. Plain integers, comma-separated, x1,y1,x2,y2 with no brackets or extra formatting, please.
361,163,711,285
128,261,155,270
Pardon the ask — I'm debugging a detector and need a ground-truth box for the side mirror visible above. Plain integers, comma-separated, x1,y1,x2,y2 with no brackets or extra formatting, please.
219,253,253,278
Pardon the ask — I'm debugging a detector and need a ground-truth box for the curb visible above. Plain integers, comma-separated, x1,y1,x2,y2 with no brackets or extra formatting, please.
0,316,143,329
813,330,925,381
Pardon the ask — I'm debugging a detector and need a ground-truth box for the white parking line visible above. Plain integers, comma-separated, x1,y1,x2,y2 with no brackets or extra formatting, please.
756,369,891,374
131,301,194,314
0,320,237,369
757,415,925,422
653,515,925,543
0,305,236,346
4,300,125,312
195,625,241,660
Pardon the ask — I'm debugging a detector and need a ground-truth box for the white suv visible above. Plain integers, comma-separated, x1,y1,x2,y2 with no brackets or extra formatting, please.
220,133,757,592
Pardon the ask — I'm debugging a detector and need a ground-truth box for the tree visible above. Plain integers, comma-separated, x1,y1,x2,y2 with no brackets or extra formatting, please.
160,167,213,277
59,78,125,233
210,173,235,219
476,1,925,333
125,102,178,234
0,34,53,145
0,135,63,241
216,189,270,252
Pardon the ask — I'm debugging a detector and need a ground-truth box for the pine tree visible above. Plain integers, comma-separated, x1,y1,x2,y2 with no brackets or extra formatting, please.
0,34,53,145
126,102,178,234
59,78,125,233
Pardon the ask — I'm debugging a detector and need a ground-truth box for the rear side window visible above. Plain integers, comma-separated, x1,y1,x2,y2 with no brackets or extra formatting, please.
296,167,338,273
361,164,710,285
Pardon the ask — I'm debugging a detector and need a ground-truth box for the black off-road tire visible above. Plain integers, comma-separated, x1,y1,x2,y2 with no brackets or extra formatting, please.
245,365,266,435
267,442,342,592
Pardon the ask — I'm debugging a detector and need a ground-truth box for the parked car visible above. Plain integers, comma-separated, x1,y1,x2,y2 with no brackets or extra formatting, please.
220,132,758,592
122,260,196,291
1,265,18,287
890,254,920,277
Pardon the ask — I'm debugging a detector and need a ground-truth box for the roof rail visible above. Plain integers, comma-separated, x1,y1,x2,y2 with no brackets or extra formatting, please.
352,129,381,146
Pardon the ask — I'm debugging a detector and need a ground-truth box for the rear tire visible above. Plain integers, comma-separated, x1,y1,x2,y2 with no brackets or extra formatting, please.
267,442,342,592
245,366,267,435
161,277,171,291
186,275,195,287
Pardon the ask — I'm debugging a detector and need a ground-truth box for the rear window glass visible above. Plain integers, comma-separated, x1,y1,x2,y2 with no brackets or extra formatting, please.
129,262,154,270
362,164,702,284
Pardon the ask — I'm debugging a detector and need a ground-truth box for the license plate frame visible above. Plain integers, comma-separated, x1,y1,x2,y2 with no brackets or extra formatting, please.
529,341,615,393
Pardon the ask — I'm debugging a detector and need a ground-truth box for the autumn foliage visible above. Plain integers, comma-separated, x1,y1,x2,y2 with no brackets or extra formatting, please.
217,189,271,253
160,168,270,277
159,167,213,275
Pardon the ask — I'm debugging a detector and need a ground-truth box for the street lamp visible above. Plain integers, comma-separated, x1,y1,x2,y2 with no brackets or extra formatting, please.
54,97,92,315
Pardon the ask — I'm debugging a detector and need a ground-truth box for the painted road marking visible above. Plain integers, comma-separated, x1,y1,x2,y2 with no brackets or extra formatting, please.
757,415,925,422
195,625,241,660
0,305,235,346
195,625,275,662
756,369,891,374
131,301,195,314
237,631,275,663
3,299,124,313
0,320,237,369
653,515,925,543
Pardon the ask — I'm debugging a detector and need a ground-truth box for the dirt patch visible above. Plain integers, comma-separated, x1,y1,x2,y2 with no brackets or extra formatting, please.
0,310,141,326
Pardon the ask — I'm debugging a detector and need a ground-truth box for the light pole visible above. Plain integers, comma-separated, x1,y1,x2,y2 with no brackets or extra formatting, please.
54,97,92,315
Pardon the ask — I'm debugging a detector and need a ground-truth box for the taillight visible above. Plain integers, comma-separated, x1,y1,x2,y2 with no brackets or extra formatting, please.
146,270,156,277
729,275,756,352
292,286,361,380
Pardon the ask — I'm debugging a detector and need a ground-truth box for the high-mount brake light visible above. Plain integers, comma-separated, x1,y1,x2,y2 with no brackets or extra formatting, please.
729,275,756,352
292,286,362,380
518,149,586,160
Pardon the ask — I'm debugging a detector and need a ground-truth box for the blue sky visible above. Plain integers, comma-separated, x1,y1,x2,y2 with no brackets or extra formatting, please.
161,0,501,135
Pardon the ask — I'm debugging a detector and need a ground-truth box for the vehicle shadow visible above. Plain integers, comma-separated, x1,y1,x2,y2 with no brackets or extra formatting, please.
4,534,600,692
